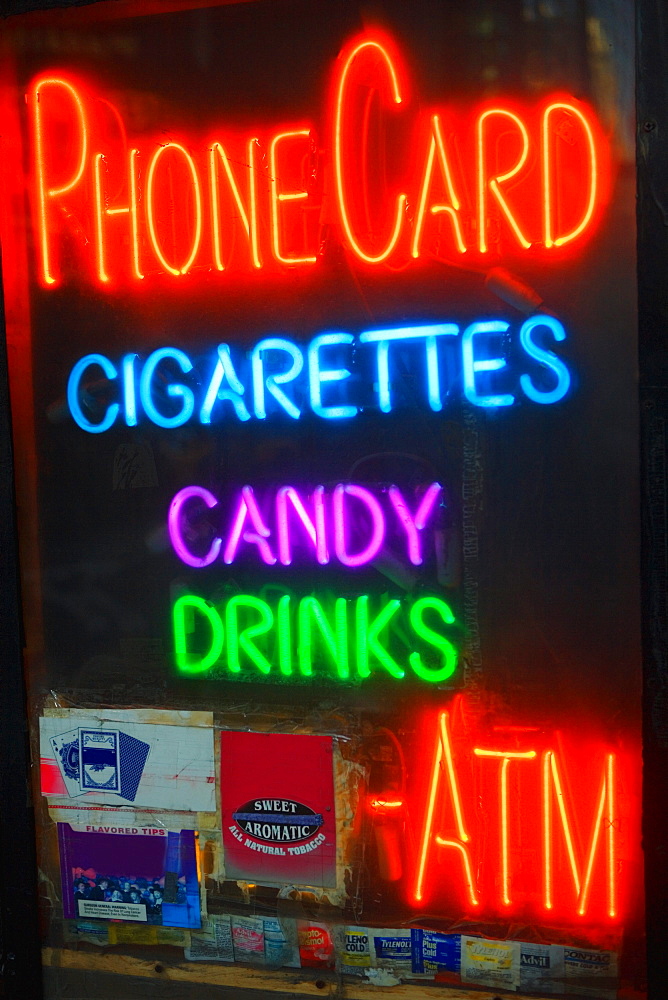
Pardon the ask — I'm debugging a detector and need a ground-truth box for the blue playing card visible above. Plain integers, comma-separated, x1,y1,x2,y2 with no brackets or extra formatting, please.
118,730,151,802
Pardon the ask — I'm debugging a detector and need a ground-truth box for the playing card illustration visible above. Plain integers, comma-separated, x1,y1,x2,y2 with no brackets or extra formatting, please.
117,730,151,801
80,730,120,792
40,711,215,813
49,727,150,801
50,729,87,797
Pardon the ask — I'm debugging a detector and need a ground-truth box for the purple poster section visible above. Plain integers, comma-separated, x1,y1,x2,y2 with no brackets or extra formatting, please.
58,823,200,929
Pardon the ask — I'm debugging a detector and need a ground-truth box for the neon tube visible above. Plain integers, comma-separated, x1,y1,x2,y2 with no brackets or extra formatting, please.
139,347,195,428
298,596,349,679
67,354,119,433
333,38,406,263
542,750,618,917
542,750,581,911
414,711,475,905
168,486,221,568
128,149,143,280
577,753,617,918
209,139,262,269
223,485,276,565
308,333,357,419
173,595,224,674
269,130,316,264
440,712,468,843
93,153,110,284
333,484,385,566
201,344,251,423
434,840,479,907
474,748,536,906
414,719,444,903
462,321,514,407
31,77,88,286
388,482,441,564
477,109,531,252
277,595,293,675
411,114,466,257
409,597,457,682
93,148,143,283
146,142,203,275
359,324,458,413
121,354,138,427
251,338,303,420
355,596,404,678
519,315,571,405
542,102,597,248
225,595,274,675
276,485,329,565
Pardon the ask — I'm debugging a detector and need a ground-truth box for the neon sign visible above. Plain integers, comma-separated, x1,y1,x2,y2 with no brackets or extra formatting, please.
0,0,643,985
66,316,571,432
168,482,442,569
173,591,458,682
169,479,459,684
403,708,624,924
28,34,605,288
5,1,642,970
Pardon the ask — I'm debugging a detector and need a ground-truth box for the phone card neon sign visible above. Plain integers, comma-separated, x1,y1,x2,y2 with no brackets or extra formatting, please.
29,35,604,288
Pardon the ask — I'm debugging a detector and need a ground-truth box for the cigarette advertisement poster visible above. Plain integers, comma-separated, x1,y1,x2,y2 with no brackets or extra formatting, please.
40,710,216,813
58,824,200,929
220,731,336,886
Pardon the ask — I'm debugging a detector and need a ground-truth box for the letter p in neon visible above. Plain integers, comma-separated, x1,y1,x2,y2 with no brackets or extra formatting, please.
30,77,89,286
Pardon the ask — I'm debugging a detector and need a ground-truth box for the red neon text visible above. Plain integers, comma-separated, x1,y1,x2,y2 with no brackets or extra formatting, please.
28,35,605,288
408,711,625,923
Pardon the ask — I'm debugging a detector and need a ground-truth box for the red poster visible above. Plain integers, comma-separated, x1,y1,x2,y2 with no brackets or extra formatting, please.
220,732,336,887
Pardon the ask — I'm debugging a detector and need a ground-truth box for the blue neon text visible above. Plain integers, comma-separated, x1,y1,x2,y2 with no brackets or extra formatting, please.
67,317,572,432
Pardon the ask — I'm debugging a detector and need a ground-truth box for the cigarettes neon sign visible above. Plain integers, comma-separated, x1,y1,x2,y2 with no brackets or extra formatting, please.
67,316,571,432
28,32,605,289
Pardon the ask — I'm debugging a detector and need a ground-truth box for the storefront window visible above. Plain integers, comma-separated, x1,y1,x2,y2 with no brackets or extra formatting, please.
0,1,643,996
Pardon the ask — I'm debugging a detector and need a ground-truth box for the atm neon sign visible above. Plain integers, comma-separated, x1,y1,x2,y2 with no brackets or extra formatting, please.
394,707,627,924
28,33,605,288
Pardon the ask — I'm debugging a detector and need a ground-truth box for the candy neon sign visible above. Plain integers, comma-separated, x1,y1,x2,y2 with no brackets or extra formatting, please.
170,481,458,682
28,34,604,288
168,482,442,569
67,316,571,433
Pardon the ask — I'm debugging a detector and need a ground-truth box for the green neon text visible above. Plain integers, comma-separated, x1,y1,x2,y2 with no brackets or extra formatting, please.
173,591,459,683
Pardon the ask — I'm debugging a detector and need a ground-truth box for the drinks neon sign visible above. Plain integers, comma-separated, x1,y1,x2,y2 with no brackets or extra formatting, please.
173,591,457,682
170,481,458,682
28,33,605,289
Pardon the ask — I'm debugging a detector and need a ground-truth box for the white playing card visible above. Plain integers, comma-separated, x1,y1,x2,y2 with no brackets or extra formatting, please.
50,729,87,797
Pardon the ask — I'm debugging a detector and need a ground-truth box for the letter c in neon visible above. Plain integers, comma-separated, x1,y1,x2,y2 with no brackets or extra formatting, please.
67,353,119,433
168,486,221,568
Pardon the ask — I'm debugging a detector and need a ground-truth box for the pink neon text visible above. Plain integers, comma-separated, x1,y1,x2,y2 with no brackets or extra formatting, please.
168,482,442,569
